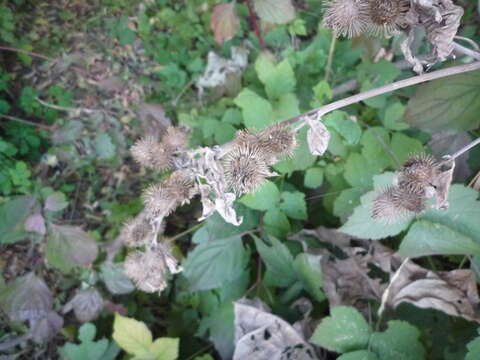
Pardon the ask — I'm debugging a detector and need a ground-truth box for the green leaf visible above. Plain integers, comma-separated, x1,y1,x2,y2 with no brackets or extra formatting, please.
0,195,36,244
99,262,135,295
333,188,363,220
313,80,332,103
253,0,295,24
324,111,362,145
44,192,68,212
344,153,378,189
274,127,316,174
310,306,371,353
263,208,291,238
369,321,425,360
254,236,296,287
304,167,324,189
234,88,275,130
404,70,480,134
149,338,179,360
94,133,116,160
383,102,409,130
338,350,379,360
466,333,480,360
399,220,480,258
255,55,296,99
46,224,98,273
280,191,307,220
339,173,413,240
273,93,300,121
240,180,280,211
360,127,391,173
183,236,249,291
389,133,424,168
214,122,236,144
293,253,325,302
113,314,152,356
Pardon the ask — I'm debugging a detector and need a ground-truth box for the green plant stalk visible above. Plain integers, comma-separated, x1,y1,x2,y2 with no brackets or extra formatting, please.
324,34,336,83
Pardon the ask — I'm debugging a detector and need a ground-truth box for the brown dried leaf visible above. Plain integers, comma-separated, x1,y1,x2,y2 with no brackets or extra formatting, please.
306,118,330,156
24,213,46,235
433,156,455,210
211,3,240,45
30,311,64,342
138,102,172,139
233,299,317,360
384,260,480,323
63,288,104,323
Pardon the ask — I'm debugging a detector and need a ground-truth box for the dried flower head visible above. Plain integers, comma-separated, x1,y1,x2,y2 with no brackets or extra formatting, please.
121,215,152,247
131,136,174,171
323,0,370,38
164,170,197,205
142,183,178,219
397,154,439,194
223,144,276,195
372,186,426,222
366,0,409,37
124,250,167,293
162,127,188,152
257,124,297,161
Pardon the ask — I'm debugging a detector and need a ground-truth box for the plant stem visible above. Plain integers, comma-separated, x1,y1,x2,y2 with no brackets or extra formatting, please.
450,137,480,159
245,0,266,50
325,35,336,83
285,61,480,127
0,114,52,131
167,222,203,243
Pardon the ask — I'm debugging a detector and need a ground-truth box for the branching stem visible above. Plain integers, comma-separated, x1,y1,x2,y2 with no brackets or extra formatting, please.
450,137,480,159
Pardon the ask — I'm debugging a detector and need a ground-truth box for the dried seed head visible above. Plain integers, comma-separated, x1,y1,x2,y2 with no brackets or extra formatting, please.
223,144,276,195
142,183,177,219
131,136,174,171
162,127,188,152
397,154,439,194
124,250,168,293
164,170,197,205
372,186,426,222
121,215,152,247
323,0,370,38
257,124,297,161
366,0,409,37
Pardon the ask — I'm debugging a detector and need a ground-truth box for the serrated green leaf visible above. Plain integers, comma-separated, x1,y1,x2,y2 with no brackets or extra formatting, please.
280,191,307,220
404,71,480,134
255,55,296,99
273,92,300,121
149,338,179,360
310,306,371,353
338,350,379,360
99,262,135,295
254,236,296,287
0,195,36,244
240,180,280,210
263,208,291,238
304,167,324,189
369,321,425,360
113,314,152,356
389,133,424,168
293,253,325,302
360,127,391,173
253,0,295,24
466,333,480,360
383,102,409,130
333,188,363,220
183,236,248,291
324,111,362,145
344,153,378,189
94,133,116,160
234,88,275,130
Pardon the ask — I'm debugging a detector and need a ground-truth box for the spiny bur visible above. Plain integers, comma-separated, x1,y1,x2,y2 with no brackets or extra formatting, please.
124,250,168,293
397,154,439,195
121,215,151,247
366,0,410,36
372,185,426,222
323,0,370,38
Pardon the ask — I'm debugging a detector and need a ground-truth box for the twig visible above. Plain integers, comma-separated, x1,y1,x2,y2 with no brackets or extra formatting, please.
284,61,480,127
450,137,480,159
36,97,107,114
325,35,336,83
0,114,52,131
454,36,480,51
166,222,203,243
245,0,266,50
453,42,480,61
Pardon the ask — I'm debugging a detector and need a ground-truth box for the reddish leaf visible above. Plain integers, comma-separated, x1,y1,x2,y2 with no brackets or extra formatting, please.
211,3,240,45
25,213,46,235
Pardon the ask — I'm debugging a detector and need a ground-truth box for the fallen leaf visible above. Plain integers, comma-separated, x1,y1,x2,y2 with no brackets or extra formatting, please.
306,118,330,156
211,3,240,44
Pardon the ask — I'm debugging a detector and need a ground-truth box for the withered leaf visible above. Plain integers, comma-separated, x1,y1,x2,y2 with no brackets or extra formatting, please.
306,118,330,156
233,299,317,360
63,288,104,323
24,213,46,235
211,3,240,45
433,156,455,210
30,311,64,342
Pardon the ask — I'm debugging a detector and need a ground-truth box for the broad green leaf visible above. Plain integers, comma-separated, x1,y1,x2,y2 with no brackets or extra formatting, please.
304,167,324,189
399,220,480,258
324,111,362,145
389,133,424,168
339,173,413,240
333,188,363,220
214,122,236,144
183,236,248,291
240,180,280,211
313,80,332,103
280,191,307,220
149,338,179,360
99,262,135,295
194,356,214,360
310,306,371,353
466,333,480,360
253,0,295,24
254,236,296,287
369,321,425,360
44,192,68,212
293,253,325,302
113,314,152,356
344,153,378,189
338,350,379,360
263,208,291,238
255,55,296,99
273,93,300,121
404,71,480,134
94,133,116,160
0,195,36,243
234,88,275,130
360,127,391,172
199,302,235,360
46,224,98,273
383,102,409,130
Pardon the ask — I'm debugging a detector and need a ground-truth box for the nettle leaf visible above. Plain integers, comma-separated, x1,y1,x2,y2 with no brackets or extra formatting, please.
253,0,295,24
240,180,280,211
99,262,135,295
94,133,116,160
324,111,362,145
404,70,480,134
0,272,53,322
254,236,296,287
337,351,379,360
210,3,240,44
304,167,324,189
183,236,249,291
234,88,275,130
263,208,291,238
0,195,36,244
255,55,296,99
310,306,371,353
113,314,152,356
293,253,325,302
280,191,307,220
46,224,98,273
369,321,425,360
383,102,409,131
